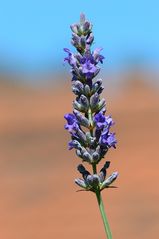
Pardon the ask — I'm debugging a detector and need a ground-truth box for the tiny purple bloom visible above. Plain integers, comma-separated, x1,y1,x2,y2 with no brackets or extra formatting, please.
64,113,79,133
100,129,117,148
82,60,97,74
106,133,117,148
94,112,114,130
93,48,105,64
64,48,77,67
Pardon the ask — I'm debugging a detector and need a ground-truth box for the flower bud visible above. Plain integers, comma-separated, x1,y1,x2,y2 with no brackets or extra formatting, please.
79,94,89,111
68,140,82,150
92,79,103,93
75,178,87,189
77,164,90,180
71,33,80,48
72,82,83,95
96,98,106,112
72,33,80,43
72,81,84,94
84,84,91,96
76,149,82,158
76,147,92,163
80,13,86,25
97,86,104,94
73,100,85,112
80,36,86,49
83,21,91,32
99,161,110,182
90,93,99,111
82,151,92,162
70,24,79,34
77,128,87,143
85,132,96,145
74,110,90,128
77,164,86,173
92,151,100,163
86,174,100,187
72,87,80,95
86,32,94,45
101,172,118,190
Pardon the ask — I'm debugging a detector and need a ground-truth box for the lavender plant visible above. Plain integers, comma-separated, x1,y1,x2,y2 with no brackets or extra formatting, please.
64,13,118,239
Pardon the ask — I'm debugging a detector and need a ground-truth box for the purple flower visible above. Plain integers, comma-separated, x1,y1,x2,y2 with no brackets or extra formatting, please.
100,129,117,148
106,133,117,148
64,48,77,67
81,60,99,78
64,113,79,133
94,112,114,130
82,60,97,72
93,48,105,64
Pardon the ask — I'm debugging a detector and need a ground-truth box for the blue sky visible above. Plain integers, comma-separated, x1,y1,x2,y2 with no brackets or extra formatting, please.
0,0,159,73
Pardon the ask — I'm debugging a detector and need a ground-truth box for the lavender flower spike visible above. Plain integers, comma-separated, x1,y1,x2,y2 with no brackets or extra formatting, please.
64,13,118,239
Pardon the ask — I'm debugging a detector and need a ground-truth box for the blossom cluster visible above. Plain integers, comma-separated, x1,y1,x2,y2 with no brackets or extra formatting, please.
64,14,118,192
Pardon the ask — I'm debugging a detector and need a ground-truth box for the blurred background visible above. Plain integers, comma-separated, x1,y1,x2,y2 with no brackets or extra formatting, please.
0,1,159,238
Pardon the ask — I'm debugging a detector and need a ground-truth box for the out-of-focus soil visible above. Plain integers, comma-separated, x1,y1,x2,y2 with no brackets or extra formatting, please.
0,78,159,239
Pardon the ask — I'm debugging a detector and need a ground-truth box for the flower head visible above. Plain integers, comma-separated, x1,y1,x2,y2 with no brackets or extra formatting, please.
64,13,118,192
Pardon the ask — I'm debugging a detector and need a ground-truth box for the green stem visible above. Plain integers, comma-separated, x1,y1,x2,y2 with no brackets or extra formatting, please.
92,163,97,174
88,108,93,131
95,190,112,239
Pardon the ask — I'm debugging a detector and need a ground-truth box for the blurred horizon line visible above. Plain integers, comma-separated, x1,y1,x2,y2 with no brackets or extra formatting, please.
0,67,158,90
0,54,159,75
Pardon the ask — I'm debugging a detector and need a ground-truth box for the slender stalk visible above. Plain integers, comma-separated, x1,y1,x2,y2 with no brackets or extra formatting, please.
92,163,97,174
95,190,112,239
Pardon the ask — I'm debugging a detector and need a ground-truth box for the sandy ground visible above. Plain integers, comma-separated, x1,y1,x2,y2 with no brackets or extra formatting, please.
0,77,159,239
